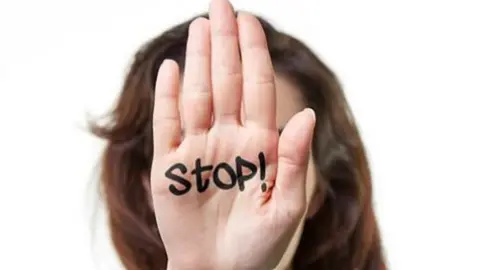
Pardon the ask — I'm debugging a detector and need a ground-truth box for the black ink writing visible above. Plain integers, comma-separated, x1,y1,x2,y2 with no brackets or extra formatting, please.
258,152,267,192
164,152,267,196
213,162,237,189
191,158,212,193
165,163,191,196
236,156,257,191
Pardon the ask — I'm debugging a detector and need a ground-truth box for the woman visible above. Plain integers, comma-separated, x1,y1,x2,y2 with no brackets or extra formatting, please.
90,0,386,269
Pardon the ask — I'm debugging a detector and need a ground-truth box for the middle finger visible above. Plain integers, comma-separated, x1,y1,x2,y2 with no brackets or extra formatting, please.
209,0,242,125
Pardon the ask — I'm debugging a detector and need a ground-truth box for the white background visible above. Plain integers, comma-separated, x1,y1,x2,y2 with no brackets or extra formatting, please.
1,0,479,269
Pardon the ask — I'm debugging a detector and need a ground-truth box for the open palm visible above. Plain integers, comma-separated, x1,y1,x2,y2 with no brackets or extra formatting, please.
150,0,316,269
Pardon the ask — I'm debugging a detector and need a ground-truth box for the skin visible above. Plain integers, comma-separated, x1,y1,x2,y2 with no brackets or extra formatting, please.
145,76,319,269
269,76,319,269
150,0,319,269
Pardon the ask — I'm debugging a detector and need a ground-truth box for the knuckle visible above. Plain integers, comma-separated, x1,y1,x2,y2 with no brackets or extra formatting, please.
285,200,307,221
212,26,237,38
244,76,274,88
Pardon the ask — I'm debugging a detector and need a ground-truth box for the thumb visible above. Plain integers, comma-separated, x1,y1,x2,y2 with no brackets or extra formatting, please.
273,108,316,214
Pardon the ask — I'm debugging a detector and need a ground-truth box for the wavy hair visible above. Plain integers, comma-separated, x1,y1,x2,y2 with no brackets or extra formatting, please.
90,13,386,270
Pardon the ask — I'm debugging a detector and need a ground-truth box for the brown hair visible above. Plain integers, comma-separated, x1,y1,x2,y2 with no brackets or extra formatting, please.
90,12,386,270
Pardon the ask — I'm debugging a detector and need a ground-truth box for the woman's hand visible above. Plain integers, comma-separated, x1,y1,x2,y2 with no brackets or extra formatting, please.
150,0,316,268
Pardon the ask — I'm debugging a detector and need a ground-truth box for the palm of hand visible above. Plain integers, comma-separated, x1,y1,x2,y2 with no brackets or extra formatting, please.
150,0,316,269
154,126,281,268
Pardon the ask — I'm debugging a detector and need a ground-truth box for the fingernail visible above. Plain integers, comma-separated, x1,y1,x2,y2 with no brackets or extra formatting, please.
304,108,316,122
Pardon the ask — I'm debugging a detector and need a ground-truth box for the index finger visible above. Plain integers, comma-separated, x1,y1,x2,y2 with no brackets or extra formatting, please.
152,59,182,157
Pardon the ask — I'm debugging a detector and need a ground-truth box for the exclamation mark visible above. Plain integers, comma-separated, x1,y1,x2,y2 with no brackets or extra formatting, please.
258,152,266,192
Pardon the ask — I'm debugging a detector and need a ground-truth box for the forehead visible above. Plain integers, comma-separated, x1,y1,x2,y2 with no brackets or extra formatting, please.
274,75,305,128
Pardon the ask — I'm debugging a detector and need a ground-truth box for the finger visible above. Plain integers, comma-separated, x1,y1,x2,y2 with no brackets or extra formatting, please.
273,108,316,213
181,18,212,135
152,59,181,156
237,12,276,130
209,0,242,124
